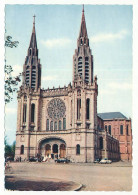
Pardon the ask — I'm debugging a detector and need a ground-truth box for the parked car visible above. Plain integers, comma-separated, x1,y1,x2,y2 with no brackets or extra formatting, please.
29,157,38,162
55,158,70,163
99,158,112,164
93,158,100,163
5,156,14,162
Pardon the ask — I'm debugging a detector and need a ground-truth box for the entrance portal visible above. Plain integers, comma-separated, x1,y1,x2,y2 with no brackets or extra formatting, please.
60,144,66,158
45,144,51,157
39,137,66,159
53,144,58,159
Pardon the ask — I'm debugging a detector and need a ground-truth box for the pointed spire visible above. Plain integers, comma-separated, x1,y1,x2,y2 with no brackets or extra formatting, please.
29,15,37,49
79,5,87,38
33,15,36,33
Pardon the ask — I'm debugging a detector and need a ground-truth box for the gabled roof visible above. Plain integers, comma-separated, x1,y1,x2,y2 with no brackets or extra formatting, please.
97,112,128,120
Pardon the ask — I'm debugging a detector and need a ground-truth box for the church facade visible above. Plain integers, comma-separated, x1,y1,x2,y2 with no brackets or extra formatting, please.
15,8,130,162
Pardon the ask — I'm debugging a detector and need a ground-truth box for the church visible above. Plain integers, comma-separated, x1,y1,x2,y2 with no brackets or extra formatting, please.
15,7,132,162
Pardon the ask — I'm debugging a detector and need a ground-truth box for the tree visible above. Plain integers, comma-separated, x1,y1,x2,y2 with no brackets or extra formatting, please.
5,36,21,103
5,136,16,160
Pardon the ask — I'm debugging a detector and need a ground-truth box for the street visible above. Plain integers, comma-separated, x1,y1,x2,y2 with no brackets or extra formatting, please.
6,161,132,191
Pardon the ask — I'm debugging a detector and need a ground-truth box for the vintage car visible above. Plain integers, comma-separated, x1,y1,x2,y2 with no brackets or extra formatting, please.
29,157,38,162
93,158,100,163
99,158,112,164
55,158,70,163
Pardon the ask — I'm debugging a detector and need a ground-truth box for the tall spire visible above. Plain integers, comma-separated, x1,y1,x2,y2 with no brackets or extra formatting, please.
73,6,93,85
22,15,41,90
79,5,87,38
29,15,37,49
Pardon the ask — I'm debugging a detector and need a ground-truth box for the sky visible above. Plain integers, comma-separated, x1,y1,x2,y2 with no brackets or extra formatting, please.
5,4,132,145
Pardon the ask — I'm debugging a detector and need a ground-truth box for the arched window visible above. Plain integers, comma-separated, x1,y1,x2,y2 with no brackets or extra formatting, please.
85,57,89,82
76,144,80,155
31,104,35,122
86,98,90,120
46,119,49,131
32,66,36,69
77,89,81,96
59,120,62,130
20,145,24,154
77,99,81,120
120,125,123,135
85,57,89,61
78,57,82,77
108,125,111,135
63,118,66,130
126,125,129,135
99,137,103,149
54,121,57,130
105,125,107,131
78,56,82,62
50,121,53,131
23,104,27,123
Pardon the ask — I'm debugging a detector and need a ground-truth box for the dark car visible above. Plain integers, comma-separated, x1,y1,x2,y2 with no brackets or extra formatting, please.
29,157,38,162
93,158,100,163
6,156,14,162
55,158,70,163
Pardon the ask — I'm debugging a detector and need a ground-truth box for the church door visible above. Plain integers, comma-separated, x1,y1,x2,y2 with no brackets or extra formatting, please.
53,144,58,159
60,144,66,158
45,144,51,157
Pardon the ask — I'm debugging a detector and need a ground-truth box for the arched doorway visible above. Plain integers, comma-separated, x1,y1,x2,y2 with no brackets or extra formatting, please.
53,144,58,159
45,144,51,157
38,137,66,159
60,144,66,158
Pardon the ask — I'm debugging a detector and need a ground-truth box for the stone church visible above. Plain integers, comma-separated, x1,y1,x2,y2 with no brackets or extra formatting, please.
15,7,132,162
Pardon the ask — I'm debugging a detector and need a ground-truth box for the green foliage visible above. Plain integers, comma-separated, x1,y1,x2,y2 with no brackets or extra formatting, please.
5,36,19,48
5,36,21,103
5,137,16,159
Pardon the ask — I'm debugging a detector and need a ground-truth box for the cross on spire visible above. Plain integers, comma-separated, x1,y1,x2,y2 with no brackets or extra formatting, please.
33,15,36,24
82,4,84,12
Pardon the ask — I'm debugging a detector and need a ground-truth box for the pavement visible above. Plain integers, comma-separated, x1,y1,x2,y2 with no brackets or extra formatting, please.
5,161,132,191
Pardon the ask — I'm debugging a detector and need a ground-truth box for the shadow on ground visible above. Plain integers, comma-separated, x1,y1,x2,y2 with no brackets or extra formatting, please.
5,175,80,191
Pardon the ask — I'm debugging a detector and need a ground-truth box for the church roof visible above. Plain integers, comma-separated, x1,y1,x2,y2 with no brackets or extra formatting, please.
97,112,128,120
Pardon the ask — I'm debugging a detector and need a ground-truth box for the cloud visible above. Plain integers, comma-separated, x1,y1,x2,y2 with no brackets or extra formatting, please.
90,30,128,43
11,64,22,77
41,38,72,48
108,82,132,90
42,75,58,81
100,88,116,95
5,107,17,114
100,81,132,96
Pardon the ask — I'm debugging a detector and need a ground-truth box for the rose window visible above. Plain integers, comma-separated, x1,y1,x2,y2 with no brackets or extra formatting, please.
47,98,66,120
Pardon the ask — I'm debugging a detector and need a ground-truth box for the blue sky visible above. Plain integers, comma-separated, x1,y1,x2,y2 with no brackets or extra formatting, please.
5,4,132,144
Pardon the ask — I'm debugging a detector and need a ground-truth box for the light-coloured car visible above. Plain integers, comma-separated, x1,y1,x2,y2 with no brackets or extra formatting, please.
99,158,112,164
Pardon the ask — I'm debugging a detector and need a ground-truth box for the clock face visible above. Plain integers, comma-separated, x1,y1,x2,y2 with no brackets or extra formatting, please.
47,98,66,120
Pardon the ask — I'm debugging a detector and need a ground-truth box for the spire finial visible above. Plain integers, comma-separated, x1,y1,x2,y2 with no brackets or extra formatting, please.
82,4,84,12
33,15,36,25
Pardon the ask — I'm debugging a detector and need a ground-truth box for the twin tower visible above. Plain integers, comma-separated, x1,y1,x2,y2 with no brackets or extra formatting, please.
15,7,99,163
